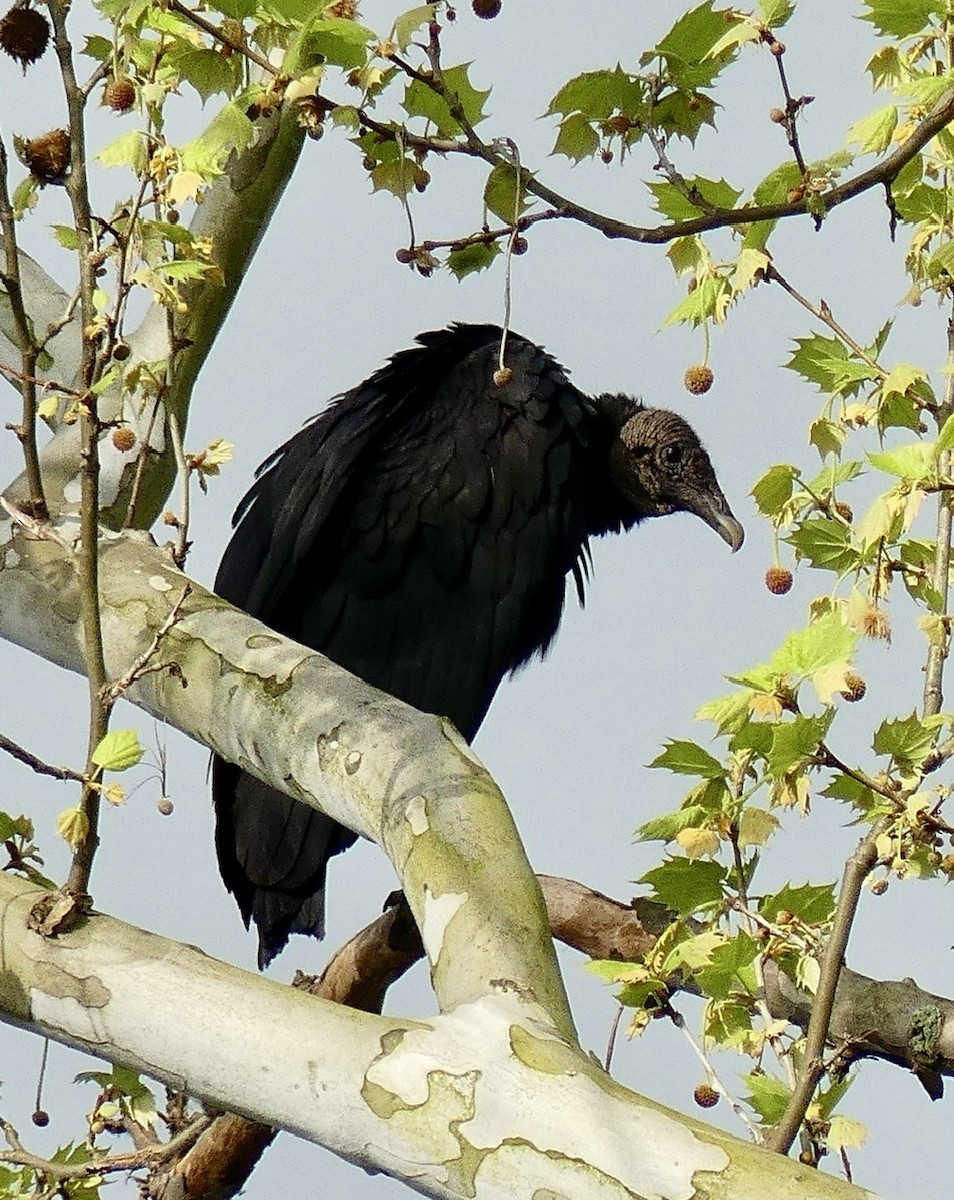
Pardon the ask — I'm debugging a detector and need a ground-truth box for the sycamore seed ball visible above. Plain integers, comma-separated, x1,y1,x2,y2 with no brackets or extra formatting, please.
17,128,70,183
693,1084,719,1109
684,364,714,395
492,362,516,386
765,565,793,595
0,4,49,69
103,76,136,113
111,427,136,452
471,0,501,15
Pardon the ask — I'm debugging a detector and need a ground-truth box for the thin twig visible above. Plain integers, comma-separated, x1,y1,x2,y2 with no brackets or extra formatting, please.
768,36,809,176
0,732,87,784
665,1004,763,1141
47,0,111,900
166,411,191,568
103,584,191,703
766,265,885,374
0,1112,211,1181
923,305,954,716
0,134,47,516
766,822,884,1154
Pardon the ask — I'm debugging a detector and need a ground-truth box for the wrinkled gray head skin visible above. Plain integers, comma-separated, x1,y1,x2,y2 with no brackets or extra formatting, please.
610,406,744,551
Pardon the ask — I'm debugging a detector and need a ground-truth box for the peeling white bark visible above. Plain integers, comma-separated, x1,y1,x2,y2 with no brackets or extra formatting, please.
0,872,879,1200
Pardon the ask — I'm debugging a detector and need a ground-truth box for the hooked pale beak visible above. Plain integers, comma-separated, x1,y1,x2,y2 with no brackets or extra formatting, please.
694,491,745,552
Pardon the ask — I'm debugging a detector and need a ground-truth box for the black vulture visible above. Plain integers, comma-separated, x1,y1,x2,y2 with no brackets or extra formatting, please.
213,323,743,966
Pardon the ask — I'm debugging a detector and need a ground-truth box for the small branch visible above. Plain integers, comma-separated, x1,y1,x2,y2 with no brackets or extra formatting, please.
665,1003,763,1141
0,732,87,784
766,822,884,1154
816,743,900,804
0,135,47,517
167,411,191,568
102,583,192,703
376,74,954,245
766,33,810,177
766,265,886,374
0,1112,211,1182
47,0,111,900
923,305,954,717
166,0,278,77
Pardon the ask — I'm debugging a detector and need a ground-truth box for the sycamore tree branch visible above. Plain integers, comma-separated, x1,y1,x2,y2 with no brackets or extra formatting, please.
380,61,954,245
0,516,573,1032
0,870,873,1200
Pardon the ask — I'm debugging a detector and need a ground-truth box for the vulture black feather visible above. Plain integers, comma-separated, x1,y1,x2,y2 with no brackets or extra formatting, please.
213,323,743,966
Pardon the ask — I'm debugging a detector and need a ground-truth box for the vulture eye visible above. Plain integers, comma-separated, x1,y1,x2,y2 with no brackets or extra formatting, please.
661,443,684,468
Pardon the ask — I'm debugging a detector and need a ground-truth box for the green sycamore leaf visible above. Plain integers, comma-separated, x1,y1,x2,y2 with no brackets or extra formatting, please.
847,104,898,155
446,241,500,279
822,771,884,816
546,67,644,121
872,711,943,769
805,459,864,495
483,162,530,223
91,729,144,772
176,47,242,103
809,419,845,458
786,517,861,574
695,689,752,734
299,17,373,70
96,130,149,173
648,176,741,221
737,806,779,848
649,739,725,779
180,103,255,177
751,464,798,517
881,362,928,401
752,160,804,207
744,1071,792,1125
785,333,880,397
661,275,730,327
639,857,726,917
704,19,760,61
666,235,708,277
392,4,438,51
860,0,944,38
760,881,836,925
51,224,80,251
646,1,743,91
769,612,857,679
766,712,833,778
638,805,712,844
403,63,490,137
695,931,761,999
867,442,934,481
551,113,600,162
757,0,795,23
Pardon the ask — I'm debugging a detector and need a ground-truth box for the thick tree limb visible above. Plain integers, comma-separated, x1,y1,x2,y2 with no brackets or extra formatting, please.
0,869,878,1200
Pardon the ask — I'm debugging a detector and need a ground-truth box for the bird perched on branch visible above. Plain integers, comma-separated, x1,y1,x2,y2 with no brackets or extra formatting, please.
213,323,743,966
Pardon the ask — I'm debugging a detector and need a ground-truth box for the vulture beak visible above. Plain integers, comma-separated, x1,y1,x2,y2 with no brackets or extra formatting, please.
694,491,745,552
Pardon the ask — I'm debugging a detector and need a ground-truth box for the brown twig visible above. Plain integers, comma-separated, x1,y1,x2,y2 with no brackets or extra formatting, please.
0,136,47,516
47,0,111,900
766,822,885,1154
103,584,192,703
0,733,87,784
923,305,954,717
765,265,886,375
0,1111,211,1182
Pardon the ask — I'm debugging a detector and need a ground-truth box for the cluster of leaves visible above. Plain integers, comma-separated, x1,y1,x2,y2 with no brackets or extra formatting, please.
582,0,954,1159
